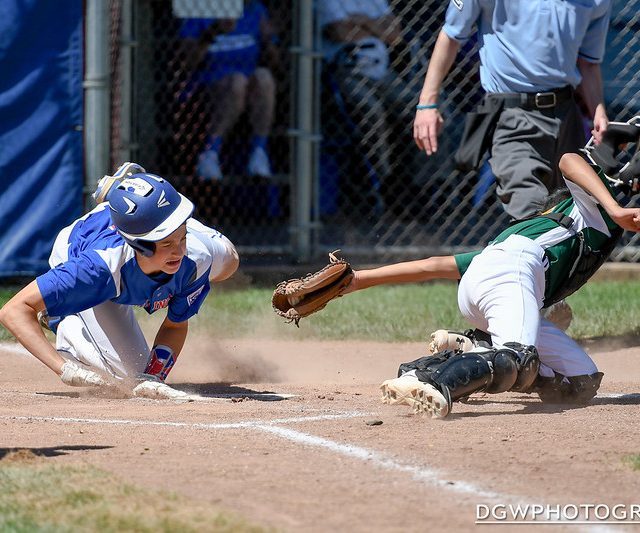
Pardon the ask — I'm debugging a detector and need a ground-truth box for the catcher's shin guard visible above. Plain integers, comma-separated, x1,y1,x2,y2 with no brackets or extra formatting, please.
532,371,603,404
397,351,457,380
411,343,540,403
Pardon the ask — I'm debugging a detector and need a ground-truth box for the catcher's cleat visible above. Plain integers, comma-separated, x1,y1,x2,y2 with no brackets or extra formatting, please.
428,329,474,354
380,373,451,419
93,162,146,204
60,360,110,387
132,379,192,401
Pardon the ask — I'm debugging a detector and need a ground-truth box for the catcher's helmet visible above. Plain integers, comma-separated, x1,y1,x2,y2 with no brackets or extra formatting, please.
582,116,640,192
108,173,194,256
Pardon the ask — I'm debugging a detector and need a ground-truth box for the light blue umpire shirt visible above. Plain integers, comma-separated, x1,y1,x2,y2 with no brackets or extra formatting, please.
443,0,612,93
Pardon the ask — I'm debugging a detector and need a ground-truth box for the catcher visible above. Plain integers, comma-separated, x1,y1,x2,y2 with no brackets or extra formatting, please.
0,163,239,399
274,120,640,418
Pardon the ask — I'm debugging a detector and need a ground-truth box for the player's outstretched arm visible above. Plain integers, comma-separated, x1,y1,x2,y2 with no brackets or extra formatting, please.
346,255,461,293
559,153,640,232
0,281,67,374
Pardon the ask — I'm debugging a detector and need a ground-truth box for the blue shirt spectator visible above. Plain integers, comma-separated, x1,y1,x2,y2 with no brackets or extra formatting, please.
179,1,268,83
177,0,278,181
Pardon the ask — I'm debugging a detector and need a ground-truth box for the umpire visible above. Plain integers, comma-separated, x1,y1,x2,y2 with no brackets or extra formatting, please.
413,0,612,221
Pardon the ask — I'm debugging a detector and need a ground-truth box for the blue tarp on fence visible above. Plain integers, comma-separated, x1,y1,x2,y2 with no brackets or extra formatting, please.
0,0,83,277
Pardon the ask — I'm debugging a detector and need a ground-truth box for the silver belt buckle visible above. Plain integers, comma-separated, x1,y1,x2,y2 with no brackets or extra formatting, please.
535,92,556,109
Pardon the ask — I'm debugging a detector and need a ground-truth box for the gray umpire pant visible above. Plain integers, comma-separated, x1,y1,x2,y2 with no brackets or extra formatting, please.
489,98,585,221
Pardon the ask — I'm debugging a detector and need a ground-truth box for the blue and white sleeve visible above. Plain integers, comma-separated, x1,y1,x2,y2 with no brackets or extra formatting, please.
167,274,211,323
36,251,117,317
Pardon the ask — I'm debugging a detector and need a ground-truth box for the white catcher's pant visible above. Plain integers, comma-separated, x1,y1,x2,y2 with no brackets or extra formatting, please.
457,234,597,378
50,220,236,380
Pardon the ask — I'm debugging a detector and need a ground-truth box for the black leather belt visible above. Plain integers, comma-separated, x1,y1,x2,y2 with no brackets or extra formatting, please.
491,86,574,110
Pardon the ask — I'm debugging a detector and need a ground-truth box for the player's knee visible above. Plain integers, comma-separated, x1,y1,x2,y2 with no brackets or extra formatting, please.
483,349,518,393
252,67,275,92
228,73,249,99
502,342,540,392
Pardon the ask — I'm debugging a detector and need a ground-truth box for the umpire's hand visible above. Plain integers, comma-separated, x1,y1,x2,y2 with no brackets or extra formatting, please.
414,108,444,156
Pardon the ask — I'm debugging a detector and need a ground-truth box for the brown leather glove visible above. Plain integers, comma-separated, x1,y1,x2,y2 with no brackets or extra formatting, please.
272,252,353,326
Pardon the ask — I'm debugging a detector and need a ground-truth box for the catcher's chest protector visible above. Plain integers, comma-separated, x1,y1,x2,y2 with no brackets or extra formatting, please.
544,226,623,307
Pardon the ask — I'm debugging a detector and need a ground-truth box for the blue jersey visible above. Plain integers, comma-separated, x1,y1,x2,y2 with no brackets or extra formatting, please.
36,204,213,323
179,0,268,83
443,0,611,93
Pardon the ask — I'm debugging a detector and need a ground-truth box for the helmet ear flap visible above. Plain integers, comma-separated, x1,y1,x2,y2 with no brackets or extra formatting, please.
123,237,155,257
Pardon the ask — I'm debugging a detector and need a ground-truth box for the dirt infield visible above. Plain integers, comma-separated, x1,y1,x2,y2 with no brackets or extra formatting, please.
2,337,640,532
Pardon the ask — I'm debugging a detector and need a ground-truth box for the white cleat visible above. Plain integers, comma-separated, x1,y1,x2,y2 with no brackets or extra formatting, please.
197,150,223,181
60,360,110,387
247,146,273,178
93,162,146,203
429,329,474,354
132,380,192,401
380,373,451,419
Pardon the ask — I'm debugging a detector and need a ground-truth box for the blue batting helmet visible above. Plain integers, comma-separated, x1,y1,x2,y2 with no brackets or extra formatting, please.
108,173,194,256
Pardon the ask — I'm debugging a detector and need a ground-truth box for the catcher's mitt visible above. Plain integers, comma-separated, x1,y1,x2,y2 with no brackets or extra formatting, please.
272,252,353,326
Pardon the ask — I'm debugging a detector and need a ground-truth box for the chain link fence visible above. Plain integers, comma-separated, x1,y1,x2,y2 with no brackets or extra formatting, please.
109,0,640,264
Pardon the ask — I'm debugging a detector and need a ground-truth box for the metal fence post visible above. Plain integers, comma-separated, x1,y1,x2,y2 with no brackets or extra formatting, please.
117,0,135,164
84,0,110,212
290,0,316,262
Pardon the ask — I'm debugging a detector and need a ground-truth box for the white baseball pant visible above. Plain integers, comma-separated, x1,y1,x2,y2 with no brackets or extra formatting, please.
457,234,598,378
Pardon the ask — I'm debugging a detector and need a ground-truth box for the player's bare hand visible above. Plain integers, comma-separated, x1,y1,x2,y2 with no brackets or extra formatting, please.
591,107,609,145
413,109,443,156
610,206,640,232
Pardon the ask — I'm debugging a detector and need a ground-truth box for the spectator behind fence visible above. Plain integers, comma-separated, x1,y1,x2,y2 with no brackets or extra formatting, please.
178,0,278,181
413,0,612,222
317,0,423,214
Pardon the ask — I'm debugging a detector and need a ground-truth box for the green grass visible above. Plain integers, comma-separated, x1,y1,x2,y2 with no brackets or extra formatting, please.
185,280,640,342
0,456,268,532
622,454,640,471
3,281,640,343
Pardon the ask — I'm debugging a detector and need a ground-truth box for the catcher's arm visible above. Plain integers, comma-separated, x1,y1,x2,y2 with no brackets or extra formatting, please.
346,255,460,293
559,153,640,232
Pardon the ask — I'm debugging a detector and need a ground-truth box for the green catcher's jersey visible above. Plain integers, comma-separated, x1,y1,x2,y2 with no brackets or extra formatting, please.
454,168,621,304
